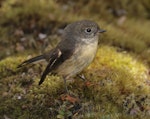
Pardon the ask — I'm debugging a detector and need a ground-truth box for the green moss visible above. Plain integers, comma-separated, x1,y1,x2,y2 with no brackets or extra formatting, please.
0,56,21,78
0,46,149,118
99,19,150,66
84,45,150,117
101,20,149,53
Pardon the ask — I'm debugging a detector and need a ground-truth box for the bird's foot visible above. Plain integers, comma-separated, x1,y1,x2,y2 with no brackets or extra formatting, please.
60,93,79,104
84,81,95,87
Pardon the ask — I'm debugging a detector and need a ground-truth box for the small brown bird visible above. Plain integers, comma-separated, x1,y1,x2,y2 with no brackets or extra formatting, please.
18,20,106,91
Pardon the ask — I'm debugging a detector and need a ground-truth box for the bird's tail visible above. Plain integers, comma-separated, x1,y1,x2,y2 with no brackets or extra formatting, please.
17,55,45,68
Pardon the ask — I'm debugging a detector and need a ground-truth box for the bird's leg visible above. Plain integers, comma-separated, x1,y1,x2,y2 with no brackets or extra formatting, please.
63,77,69,93
61,77,79,103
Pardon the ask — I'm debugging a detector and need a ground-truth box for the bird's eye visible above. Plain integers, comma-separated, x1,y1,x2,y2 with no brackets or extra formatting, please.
85,28,92,33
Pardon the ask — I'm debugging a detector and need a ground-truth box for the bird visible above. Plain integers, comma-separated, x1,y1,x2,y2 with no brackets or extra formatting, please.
18,20,106,92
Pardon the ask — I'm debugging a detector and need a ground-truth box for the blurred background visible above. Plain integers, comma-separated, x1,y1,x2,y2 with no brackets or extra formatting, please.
0,0,150,119
0,0,150,65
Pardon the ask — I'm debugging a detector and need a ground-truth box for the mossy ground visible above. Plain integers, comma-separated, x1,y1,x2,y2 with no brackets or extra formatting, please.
0,0,150,119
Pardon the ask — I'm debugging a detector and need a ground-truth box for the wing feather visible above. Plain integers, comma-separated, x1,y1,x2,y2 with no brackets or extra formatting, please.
39,49,62,85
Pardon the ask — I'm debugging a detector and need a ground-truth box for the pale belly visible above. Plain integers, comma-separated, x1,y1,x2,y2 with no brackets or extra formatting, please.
54,40,98,79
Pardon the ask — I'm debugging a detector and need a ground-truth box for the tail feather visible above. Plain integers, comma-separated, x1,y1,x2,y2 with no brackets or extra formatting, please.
17,55,44,68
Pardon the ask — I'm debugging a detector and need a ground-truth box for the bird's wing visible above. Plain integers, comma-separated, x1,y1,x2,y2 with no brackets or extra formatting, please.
39,38,76,85
39,48,62,85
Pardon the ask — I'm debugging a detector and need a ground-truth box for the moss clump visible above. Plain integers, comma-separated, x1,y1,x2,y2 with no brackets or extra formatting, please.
84,45,150,117
0,56,23,79
0,45,149,119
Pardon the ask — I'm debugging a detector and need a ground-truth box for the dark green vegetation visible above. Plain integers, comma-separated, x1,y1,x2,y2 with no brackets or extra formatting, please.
0,0,150,119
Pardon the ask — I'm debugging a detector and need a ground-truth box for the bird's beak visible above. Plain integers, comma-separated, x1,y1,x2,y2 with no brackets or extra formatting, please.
99,29,106,33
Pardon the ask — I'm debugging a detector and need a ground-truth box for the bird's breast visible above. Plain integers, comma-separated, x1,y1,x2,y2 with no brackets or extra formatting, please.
54,39,98,79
